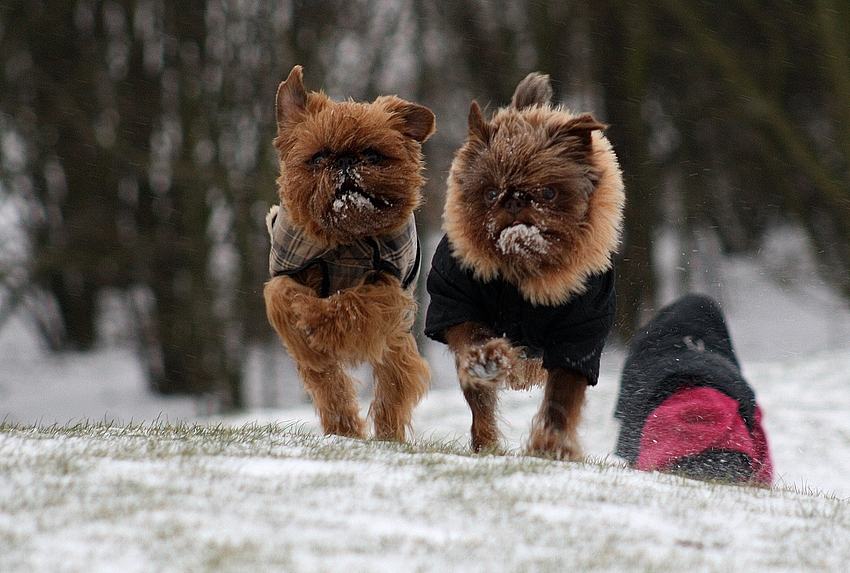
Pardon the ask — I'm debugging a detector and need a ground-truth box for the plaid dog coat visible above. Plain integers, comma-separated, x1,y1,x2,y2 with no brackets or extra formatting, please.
268,205,421,297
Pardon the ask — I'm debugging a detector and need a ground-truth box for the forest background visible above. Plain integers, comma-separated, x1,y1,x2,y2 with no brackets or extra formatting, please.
1,0,849,412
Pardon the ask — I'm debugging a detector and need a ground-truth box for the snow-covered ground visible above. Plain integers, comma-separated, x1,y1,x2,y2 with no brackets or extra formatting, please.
2,395,849,573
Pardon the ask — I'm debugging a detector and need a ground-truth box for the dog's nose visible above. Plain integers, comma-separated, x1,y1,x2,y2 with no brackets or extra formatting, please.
504,194,527,214
334,154,358,170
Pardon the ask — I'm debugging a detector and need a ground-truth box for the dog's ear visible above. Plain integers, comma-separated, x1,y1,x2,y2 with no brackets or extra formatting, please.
276,65,308,133
467,101,492,142
511,72,553,110
548,112,607,151
382,98,436,143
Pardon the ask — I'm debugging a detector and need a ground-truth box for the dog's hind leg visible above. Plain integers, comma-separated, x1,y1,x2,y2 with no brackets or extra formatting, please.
370,333,430,441
299,363,367,439
527,367,587,460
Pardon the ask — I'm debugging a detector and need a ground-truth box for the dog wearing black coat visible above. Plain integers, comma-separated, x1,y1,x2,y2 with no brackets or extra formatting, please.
425,73,625,459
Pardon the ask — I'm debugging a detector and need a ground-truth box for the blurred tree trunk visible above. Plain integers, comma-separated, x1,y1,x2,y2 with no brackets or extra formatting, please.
588,1,659,339
140,0,243,406
3,0,138,350
0,0,245,409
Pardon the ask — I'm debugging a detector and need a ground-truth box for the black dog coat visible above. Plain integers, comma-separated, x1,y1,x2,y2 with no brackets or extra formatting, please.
424,236,616,384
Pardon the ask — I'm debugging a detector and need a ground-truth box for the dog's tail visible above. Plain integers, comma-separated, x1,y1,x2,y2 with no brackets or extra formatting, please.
511,72,553,110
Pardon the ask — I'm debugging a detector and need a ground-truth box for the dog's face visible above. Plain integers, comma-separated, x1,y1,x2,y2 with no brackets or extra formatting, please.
274,66,435,246
443,73,624,304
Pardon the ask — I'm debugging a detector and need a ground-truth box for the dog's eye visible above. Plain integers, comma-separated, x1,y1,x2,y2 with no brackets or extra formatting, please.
485,188,499,202
363,149,384,165
541,187,556,200
307,151,329,166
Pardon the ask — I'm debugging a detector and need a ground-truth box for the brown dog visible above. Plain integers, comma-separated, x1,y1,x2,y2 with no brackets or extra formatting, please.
264,66,434,441
425,73,625,459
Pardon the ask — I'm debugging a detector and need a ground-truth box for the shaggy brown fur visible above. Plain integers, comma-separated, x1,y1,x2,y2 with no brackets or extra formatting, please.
440,72,625,459
264,66,434,441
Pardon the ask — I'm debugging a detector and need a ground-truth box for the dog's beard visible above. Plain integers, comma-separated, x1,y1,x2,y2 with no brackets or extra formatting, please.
333,190,377,213
495,223,550,257
320,169,400,237
480,200,567,273
331,172,392,214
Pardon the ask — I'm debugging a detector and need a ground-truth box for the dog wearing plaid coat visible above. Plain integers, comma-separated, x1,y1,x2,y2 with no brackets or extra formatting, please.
263,66,434,441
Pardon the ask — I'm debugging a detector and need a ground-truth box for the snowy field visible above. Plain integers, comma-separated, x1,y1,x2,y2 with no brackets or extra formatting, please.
2,418,850,573
1,249,850,571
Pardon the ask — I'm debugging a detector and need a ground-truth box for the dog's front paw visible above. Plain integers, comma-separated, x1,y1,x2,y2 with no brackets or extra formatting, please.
292,294,369,355
457,338,517,387
294,307,327,339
